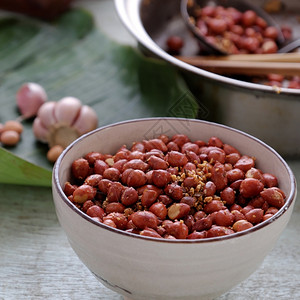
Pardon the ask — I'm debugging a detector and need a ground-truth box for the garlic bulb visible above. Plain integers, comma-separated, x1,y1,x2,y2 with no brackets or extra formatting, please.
33,97,98,148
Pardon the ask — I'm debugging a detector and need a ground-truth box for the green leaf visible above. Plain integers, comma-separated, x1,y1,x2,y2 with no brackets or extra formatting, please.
53,8,94,39
0,8,198,186
0,147,52,186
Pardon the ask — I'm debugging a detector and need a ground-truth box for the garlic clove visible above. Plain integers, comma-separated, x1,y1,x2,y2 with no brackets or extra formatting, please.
72,105,98,135
54,97,82,126
33,117,50,143
16,82,47,119
37,101,57,129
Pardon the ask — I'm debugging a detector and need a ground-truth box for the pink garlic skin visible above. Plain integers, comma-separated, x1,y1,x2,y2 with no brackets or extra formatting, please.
72,105,98,135
32,118,49,143
54,97,82,126
36,101,57,129
16,82,47,119
33,97,98,147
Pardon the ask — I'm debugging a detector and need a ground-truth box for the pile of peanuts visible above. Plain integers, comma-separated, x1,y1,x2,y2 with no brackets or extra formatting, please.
189,5,281,54
258,74,300,89
64,134,286,240
0,120,23,147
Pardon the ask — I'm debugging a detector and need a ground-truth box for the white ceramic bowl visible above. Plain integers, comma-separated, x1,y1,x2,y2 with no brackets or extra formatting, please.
52,118,296,300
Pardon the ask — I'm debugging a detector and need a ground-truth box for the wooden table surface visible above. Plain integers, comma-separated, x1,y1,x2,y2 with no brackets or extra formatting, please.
1,1,299,299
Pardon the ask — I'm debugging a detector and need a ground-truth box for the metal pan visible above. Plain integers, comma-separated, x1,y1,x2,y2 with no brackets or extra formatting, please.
115,0,300,157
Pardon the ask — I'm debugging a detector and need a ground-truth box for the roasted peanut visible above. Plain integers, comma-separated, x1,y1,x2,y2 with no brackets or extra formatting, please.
103,218,117,228
129,151,145,160
94,159,109,175
165,220,189,239
260,187,285,208
245,208,264,224
73,184,96,203
185,150,201,164
152,170,172,188
167,141,180,152
131,142,145,152
141,188,159,207
121,187,139,206
171,134,190,147
245,168,264,183
223,143,240,155
225,153,241,165
204,200,226,214
103,168,120,181
203,181,217,196
126,169,147,187
123,159,149,172
220,187,235,205
82,200,94,212
158,194,173,206
183,176,198,188
234,155,255,172
211,162,227,191
143,138,168,152
207,148,226,164
98,179,112,194
131,211,158,229
187,231,207,239
181,142,199,154
107,182,124,203
71,158,90,180
226,168,244,183
214,209,235,227
180,196,196,207
140,227,162,238
104,213,128,230
164,183,183,201
86,205,105,220
240,178,264,198
168,203,190,220
149,202,168,220
165,151,188,167
84,174,103,187
193,216,212,231
147,155,168,170
262,173,278,188
64,182,77,196
207,226,234,237
208,136,223,148
105,202,125,214
112,159,128,172
184,214,195,232
232,220,253,232
231,210,246,222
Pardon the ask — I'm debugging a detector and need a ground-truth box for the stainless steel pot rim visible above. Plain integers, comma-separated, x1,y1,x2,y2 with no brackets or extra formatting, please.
115,0,300,96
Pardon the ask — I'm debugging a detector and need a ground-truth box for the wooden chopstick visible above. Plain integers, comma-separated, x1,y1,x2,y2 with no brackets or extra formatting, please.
176,55,300,76
177,53,300,62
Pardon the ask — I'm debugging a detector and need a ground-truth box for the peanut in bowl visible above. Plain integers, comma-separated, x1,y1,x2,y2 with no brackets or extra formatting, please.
52,118,296,300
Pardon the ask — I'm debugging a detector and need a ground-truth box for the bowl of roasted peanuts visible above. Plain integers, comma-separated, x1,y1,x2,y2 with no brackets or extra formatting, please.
52,117,296,300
